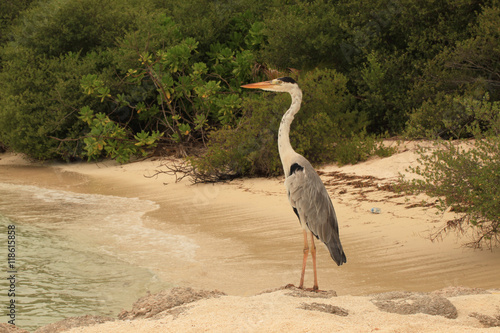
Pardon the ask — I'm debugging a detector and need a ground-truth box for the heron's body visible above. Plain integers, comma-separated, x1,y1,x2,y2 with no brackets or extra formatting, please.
242,77,346,290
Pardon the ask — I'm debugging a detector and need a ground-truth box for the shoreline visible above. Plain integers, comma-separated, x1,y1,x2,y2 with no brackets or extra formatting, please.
1,148,500,332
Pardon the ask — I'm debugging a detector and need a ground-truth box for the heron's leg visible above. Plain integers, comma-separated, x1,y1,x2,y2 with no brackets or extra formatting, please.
310,233,318,291
298,230,309,289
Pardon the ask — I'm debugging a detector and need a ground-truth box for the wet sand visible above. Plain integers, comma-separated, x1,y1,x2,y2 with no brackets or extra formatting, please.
1,143,500,332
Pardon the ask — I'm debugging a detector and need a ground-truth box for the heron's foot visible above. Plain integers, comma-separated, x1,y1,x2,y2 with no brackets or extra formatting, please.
297,285,320,292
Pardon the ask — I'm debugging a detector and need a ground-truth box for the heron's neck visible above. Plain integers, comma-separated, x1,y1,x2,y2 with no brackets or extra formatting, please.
278,87,302,175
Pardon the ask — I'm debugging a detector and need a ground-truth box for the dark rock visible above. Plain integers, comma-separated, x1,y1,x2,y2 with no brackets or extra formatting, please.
118,287,226,320
371,291,458,319
298,302,348,316
469,312,500,327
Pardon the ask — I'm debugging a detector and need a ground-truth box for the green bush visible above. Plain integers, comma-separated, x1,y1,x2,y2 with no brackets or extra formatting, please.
1,0,498,167
77,106,162,163
75,7,265,162
289,68,362,163
188,93,283,179
165,0,267,55
261,0,344,70
9,0,138,57
334,131,395,166
405,4,500,139
0,0,35,46
0,50,108,159
0,0,144,160
0,0,263,161
400,138,500,249
405,93,500,139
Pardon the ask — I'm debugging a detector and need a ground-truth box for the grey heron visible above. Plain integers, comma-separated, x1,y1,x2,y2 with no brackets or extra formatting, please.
241,77,346,291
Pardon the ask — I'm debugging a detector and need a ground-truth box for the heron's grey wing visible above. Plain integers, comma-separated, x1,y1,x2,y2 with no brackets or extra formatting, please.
286,163,346,265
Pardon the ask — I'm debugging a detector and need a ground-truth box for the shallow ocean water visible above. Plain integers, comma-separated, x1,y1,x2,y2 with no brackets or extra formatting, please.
0,182,184,331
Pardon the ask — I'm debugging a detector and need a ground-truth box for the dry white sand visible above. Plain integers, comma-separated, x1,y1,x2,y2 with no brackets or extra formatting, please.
58,286,500,333
1,141,499,332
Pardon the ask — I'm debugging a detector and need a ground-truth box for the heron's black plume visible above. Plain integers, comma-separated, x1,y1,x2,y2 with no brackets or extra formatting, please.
277,77,297,84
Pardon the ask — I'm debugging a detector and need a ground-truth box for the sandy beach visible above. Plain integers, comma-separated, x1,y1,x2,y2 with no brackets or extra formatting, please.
1,142,500,332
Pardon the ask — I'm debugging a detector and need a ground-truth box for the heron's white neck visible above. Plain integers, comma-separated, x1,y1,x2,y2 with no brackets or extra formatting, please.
278,86,302,176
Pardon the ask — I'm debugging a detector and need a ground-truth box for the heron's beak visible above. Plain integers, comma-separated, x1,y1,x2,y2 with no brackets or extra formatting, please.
241,81,274,90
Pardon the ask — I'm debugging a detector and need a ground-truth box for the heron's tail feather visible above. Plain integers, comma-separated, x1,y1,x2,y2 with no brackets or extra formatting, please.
325,239,346,266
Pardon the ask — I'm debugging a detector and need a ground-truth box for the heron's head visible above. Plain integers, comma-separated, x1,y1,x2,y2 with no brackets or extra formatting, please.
241,77,298,93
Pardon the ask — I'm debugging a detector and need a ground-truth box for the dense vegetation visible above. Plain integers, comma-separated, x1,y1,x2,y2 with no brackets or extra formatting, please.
0,0,498,164
1,0,499,245
399,103,500,249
